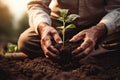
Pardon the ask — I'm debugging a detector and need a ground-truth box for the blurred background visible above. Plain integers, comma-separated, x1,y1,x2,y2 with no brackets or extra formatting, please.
0,0,29,51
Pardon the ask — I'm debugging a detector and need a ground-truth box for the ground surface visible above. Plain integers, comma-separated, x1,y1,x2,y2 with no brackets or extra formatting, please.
0,51,120,80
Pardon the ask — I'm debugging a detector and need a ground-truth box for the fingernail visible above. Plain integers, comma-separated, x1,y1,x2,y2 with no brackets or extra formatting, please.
69,38,75,42
69,39,72,42
58,41,63,44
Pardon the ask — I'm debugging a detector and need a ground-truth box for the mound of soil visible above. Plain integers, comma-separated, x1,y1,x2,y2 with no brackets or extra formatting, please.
0,50,120,80
54,40,83,64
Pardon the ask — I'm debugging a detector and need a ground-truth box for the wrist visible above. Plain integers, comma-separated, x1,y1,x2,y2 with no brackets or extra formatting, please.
96,23,107,33
91,23,107,38
37,22,49,35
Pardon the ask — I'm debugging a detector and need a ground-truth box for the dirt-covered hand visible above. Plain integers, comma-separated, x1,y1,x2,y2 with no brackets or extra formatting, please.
70,23,107,59
38,22,62,60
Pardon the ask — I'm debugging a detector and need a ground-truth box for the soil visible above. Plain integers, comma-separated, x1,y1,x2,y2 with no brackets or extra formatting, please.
0,50,120,80
54,40,83,64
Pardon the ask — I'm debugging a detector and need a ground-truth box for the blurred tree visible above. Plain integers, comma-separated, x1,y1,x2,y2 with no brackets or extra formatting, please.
0,1,29,52
0,1,14,42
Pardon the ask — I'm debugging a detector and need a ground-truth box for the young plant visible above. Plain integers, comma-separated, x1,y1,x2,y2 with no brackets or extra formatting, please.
1,43,18,54
57,9,80,46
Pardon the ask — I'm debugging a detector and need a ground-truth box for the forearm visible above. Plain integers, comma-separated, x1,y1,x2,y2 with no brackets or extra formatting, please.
27,0,52,34
90,23,107,40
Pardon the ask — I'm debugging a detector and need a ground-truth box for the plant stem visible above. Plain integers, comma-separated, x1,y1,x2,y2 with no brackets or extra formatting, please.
62,29,65,46
62,21,66,46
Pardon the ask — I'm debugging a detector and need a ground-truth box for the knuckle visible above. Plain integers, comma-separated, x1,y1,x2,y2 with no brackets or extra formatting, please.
81,47,85,50
45,51,49,56
55,37,61,42
86,38,92,42
41,39,45,45
81,43,88,49
72,36,78,40
87,39,95,46
46,45,51,50
77,47,84,52
41,37,49,42
52,31,57,34
41,38,45,42
85,39,93,45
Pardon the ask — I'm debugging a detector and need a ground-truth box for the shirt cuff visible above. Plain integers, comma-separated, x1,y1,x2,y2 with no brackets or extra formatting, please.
99,9,120,35
100,19,116,35
34,13,52,34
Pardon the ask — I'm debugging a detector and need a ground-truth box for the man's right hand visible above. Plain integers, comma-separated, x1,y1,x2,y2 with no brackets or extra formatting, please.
38,22,62,60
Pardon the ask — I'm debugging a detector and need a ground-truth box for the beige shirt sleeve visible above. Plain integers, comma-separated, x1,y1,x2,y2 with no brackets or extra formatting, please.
99,0,120,35
27,0,52,34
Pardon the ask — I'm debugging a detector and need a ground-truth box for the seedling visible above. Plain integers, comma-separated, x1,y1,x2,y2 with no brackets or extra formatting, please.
57,9,80,46
1,43,18,54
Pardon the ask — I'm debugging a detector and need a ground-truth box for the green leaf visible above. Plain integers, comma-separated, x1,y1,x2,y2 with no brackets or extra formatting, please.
7,43,18,53
66,14,80,23
57,26,64,30
57,17,64,22
8,43,15,47
59,9,69,17
65,24,76,29
14,46,18,52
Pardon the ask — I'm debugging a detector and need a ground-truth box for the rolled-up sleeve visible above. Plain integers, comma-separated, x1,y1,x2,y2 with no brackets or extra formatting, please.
27,0,52,34
99,0,120,35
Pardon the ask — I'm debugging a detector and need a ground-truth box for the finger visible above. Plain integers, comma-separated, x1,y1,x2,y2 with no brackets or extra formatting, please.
41,44,49,58
80,39,91,50
74,44,94,60
43,45,60,60
43,36,59,54
51,31,63,44
72,39,90,55
83,47,93,55
72,46,84,55
45,51,60,60
73,52,87,60
47,45,59,55
41,38,60,59
69,31,85,42
41,35,51,45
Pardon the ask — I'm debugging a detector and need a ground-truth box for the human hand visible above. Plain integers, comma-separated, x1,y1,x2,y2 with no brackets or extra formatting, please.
38,22,62,60
70,23,107,60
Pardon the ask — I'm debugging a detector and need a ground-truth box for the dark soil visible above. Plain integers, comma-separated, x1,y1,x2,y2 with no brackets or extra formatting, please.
54,40,83,64
0,50,120,80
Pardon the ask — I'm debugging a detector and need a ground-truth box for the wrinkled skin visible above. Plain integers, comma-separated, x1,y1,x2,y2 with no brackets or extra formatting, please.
70,23,107,60
38,22,62,60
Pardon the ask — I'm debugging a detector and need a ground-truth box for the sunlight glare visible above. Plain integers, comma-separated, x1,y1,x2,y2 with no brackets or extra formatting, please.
2,0,29,20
